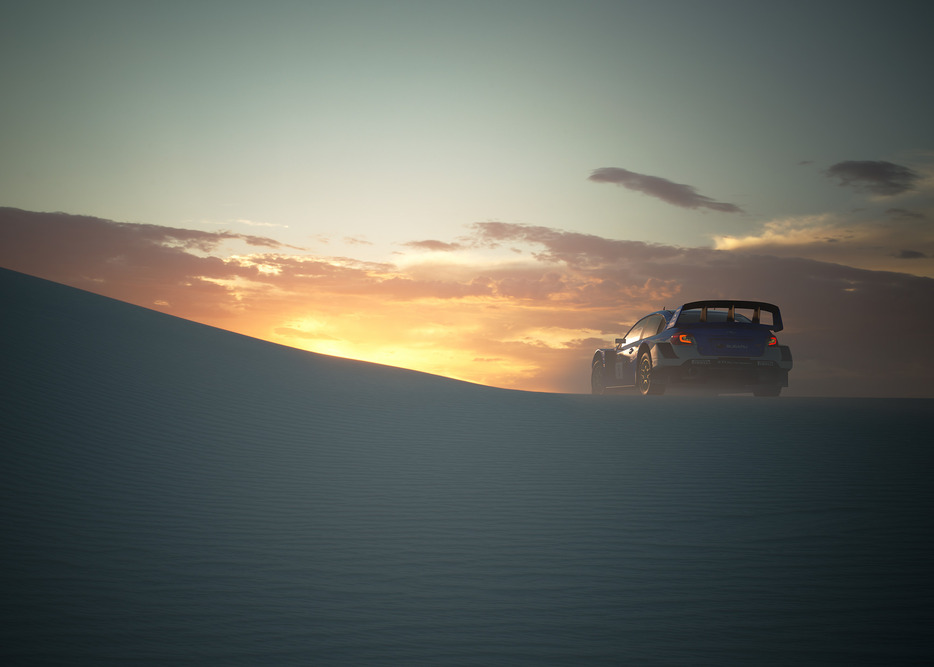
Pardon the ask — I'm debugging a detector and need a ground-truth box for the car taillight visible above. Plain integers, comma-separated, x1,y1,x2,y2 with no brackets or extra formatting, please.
767,335,778,346
671,332,695,345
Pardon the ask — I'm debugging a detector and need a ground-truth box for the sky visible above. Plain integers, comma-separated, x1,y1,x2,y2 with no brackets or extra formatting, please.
2,0,934,395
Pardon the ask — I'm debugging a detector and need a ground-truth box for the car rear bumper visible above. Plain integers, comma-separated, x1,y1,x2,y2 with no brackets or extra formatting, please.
652,344,792,388
659,359,789,387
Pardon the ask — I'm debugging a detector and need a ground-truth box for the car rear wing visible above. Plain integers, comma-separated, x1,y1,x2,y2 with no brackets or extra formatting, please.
671,300,783,331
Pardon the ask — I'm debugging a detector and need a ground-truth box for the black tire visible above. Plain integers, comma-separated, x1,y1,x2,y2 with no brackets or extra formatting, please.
637,351,665,396
591,360,606,395
753,385,781,397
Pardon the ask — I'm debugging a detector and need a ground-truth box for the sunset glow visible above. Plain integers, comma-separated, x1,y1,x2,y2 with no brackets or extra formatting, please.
2,2,933,396
3,206,933,396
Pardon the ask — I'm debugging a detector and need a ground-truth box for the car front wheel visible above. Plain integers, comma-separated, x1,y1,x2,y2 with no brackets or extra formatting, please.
637,351,665,396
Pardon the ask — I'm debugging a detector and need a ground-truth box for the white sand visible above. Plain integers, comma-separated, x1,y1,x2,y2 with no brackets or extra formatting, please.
2,266,932,665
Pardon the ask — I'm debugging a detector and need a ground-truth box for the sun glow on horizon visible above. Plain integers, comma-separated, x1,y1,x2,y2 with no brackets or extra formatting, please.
256,293,587,392
5,206,934,396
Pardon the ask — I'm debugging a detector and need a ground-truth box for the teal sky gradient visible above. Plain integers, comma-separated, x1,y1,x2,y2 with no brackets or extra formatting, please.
3,0,933,263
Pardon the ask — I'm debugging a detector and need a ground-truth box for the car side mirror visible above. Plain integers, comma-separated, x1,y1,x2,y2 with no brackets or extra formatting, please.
615,338,626,346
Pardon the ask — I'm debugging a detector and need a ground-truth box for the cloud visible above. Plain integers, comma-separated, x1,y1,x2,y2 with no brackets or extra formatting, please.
454,222,934,396
471,221,683,268
887,207,926,220
893,250,927,259
403,239,465,252
713,209,934,277
588,167,744,213
3,207,934,397
0,207,290,313
825,160,920,196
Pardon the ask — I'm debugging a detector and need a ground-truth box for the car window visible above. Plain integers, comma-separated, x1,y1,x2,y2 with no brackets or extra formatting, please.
678,309,701,324
624,314,663,343
706,310,729,322
679,308,754,324
642,314,664,337
622,320,644,344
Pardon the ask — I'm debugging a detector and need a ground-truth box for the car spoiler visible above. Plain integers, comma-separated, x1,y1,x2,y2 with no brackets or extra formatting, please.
671,300,783,331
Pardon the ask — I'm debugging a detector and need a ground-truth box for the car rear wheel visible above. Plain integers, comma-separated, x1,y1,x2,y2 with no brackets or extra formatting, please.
591,361,606,395
637,351,665,396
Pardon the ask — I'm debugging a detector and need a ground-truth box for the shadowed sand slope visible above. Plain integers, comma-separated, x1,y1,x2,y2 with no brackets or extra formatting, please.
2,267,932,665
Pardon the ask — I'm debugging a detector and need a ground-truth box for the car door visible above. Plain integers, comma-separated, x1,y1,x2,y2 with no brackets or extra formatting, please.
615,314,665,385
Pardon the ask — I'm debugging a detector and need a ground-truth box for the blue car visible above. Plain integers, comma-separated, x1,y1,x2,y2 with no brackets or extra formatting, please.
591,300,793,396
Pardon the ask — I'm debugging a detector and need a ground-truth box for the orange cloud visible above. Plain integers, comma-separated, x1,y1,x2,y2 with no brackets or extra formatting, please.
713,211,934,277
3,207,934,396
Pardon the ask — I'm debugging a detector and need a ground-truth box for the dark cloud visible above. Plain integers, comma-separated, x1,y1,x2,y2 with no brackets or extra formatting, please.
887,207,926,220
893,250,927,259
588,167,744,213
825,160,920,196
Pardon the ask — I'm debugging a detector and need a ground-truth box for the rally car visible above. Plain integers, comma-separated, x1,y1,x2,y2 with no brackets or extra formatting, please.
591,300,793,396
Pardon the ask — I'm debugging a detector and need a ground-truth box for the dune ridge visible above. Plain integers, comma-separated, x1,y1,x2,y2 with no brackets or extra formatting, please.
2,267,932,665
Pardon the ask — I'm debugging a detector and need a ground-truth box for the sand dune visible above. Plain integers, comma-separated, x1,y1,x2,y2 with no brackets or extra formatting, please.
2,266,932,665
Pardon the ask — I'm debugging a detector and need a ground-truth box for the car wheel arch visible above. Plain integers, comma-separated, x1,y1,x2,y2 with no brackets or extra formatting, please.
637,342,654,363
